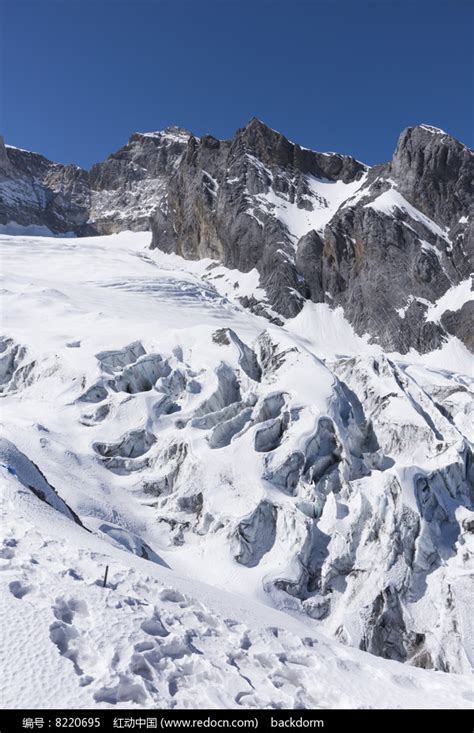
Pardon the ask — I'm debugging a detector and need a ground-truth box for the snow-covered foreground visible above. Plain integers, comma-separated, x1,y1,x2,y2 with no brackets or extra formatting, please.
2,467,473,709
0,232,473,709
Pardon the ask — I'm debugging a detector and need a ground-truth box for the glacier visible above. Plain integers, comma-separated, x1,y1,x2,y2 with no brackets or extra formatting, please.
0,230,472,709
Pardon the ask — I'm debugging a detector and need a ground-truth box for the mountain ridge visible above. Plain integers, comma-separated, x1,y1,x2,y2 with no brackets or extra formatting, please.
0,120,472,356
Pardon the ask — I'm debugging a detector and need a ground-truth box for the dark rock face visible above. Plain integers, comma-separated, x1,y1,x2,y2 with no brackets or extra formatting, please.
88,128,191,233
150,121,472,353
316,126,473,352
319,203,452,352
295,230,325,302
389,125,473,229
1,120,472,354
234,500,277,567
0,127,190,235
0,136,92,235
151,118,366,319
441,300,474,351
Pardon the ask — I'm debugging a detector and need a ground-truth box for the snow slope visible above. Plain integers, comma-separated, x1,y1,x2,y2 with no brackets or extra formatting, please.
3,467,473,709
4,461,474,710
425,278,473,323
248,168,368,242
0,231,473,708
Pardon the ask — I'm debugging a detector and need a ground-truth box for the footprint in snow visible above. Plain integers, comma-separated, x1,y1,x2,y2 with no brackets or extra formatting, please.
49,621,83,675
53,596,88,625
93,675,148,705
9,580,32,598
0,538,18,563
158,588,186,604
140,614,169,637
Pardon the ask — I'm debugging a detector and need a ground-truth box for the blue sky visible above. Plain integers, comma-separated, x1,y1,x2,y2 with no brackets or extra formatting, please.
1,0,472,168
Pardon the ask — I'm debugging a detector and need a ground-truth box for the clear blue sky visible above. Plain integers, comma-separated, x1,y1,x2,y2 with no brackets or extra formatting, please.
1,0,473,169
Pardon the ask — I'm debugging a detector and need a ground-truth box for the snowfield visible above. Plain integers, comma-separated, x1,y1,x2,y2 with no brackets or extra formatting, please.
0,231,473,709
2,467,473,710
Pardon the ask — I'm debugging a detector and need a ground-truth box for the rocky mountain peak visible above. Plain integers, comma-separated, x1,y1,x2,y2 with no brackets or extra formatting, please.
163,125,195,140
237,115,285,145
389,123,473,228
1,121,472,354
233,117,367,183
132,126,194,145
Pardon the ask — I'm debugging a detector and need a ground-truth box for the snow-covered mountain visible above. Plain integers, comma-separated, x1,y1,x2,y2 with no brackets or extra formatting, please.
1,120,472,354
0,127,191,236
0,228,473,708
0,119,473,708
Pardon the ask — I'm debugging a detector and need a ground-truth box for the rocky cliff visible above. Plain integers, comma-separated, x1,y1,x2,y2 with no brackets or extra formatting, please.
1,120,472,355
0,127,190,235
150,120,473,354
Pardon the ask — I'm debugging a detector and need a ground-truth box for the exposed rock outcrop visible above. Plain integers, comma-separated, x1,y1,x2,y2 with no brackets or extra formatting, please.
1,120,472,355
151,121,473,353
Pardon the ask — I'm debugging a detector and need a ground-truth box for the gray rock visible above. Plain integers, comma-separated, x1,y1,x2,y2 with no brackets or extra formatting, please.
234,500,277,567
441,300,474,351
0,137,92,235
1,119,472,354
317,126,473,352
389,124,473,230
0,127,190,235
295,230,325,302
150,118,366,319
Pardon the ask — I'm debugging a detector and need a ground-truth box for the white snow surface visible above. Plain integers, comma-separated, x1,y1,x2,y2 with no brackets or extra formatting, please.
255,175,367,240
0,231,473,709
286,300,474,374
2,468,472,710
419,125,448,136
425,277,473,322
245,156,368,240
139,130,193,144
0,221,75,237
